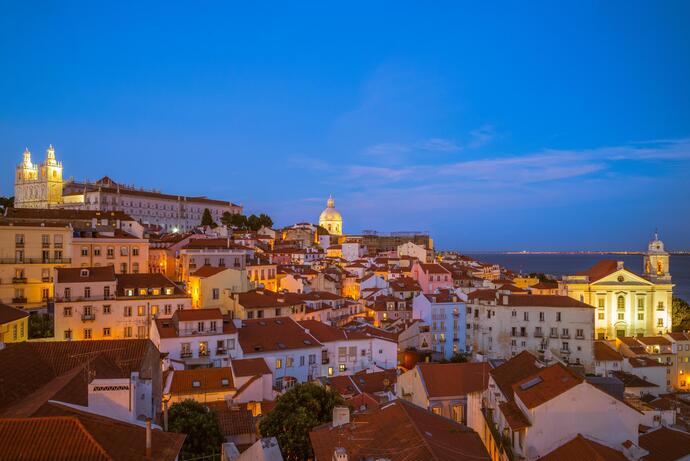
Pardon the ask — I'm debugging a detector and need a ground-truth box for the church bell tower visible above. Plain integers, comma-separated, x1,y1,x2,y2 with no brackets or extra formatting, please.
644,231,670,278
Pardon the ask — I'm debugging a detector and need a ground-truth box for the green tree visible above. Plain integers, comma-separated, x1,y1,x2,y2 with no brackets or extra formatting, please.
672,297,690,332
168,399,224,460
200,208,216,228
259,383,344,460
221,212,248,230
247,214,261,231
257,213,273,229
28,313,53,339
0,196,14,214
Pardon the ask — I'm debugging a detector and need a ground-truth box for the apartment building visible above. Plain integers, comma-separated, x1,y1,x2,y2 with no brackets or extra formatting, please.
178,238,253,282
467,291,595,370
0,220,72,311
72,228,149,274
54,266,191,341
187,266,252,310
412,289,468,360
151,308,240,370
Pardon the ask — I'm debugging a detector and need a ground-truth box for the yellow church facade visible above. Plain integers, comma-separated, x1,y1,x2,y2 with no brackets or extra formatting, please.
564,234,673,339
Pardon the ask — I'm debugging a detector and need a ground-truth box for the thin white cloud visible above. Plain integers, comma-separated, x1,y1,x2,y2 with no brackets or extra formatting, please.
467,124,496,149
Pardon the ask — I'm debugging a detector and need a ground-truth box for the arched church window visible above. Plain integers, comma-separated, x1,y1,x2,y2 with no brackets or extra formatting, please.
657,260,663,274
617,296,625,311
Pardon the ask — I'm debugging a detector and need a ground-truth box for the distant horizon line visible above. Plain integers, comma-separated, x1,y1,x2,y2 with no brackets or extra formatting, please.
459,250,690,256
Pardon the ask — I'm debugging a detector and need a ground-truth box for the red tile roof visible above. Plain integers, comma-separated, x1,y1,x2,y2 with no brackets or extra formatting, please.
505,294,593,308
489,351,542,401
205,401,256,437
538,434,628,461
231,358,272,377
593,341,623,361
639,426,690,461
30,402,185,461
512,363,583,409
309,399,489,461
498,400,531,431
417,262,451,275
174,308,224,322
170,367,235,395
417,362,490,398
56,266,116,283
326,369,397,396
115,273,185,296
238,317,322,353
575,260,620,282
190,266,231,278
298,320,369,342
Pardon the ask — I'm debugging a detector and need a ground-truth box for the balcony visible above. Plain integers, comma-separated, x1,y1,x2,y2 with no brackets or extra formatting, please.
54,295,115,303
42,276,52,282
549,331,559,338
180,351,193,359
561,333,571,339
215,348,227,356
560,348,571,355
11,297,27,304
15,242,25,248
534,330,543,338
42,243,50,249
0,258,71,264
81,313,96,321
575,334,585,340
199,350,210,357
12,277,27,284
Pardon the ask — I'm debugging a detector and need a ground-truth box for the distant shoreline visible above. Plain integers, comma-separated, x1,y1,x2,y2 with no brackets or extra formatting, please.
462,251,690,256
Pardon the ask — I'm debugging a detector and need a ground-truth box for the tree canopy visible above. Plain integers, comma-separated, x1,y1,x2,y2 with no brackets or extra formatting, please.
200,208,217,228
672,297,690,332
438,352,469,364
168,399,224,460
220,212,273,231
258,383,344,460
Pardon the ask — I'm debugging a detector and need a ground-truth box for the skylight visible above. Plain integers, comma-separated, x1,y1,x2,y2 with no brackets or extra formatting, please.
519,376,543,391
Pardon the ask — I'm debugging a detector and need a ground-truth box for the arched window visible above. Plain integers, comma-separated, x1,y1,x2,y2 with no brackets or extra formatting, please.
617,296,625,311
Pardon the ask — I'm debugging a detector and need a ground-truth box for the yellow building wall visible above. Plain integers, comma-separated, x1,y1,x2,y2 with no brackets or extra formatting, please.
0,316,29,343
512,277,540,289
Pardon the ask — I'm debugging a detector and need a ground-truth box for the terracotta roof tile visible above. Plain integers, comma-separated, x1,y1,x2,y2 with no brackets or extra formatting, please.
238,317,322,353
231,358,271,377
173,308,224,322
538,434,628,461
417,362,490,398
498,401,531,431
512,363,583,409
0,303,29,324
56,266,116,283
639,426,690,461
593,341,623,361
170,367,235,395
575,260,620,282
489,351,542,401
190,266,231,278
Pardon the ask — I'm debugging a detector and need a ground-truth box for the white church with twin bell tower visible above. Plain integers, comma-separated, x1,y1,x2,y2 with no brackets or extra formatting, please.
14,145,64,208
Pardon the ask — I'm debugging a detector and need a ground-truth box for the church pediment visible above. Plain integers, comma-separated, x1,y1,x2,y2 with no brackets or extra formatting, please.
591,269,653,286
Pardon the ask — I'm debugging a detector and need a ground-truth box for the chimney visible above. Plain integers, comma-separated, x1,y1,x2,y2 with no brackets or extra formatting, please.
163,400,169,432
145,418,152,457
333,447,348,461
617,261,624,270
332,406,350,428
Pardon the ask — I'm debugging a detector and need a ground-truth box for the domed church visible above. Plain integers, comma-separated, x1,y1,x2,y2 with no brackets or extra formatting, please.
319,195,343,236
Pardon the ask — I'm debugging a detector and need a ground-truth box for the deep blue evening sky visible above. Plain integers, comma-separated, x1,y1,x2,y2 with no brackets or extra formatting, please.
2,1,689,251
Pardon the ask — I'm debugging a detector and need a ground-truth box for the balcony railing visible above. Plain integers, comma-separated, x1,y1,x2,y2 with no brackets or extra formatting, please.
12,297,27,304
180,351,193,358
81,313,96,321
560,348,571,354
54,295,115,302
561,333,570,339
176,327,222,337
482,408,515,461
0,258,71,264
12,277,27,284
534,330,543,338
549,331,559,338
199,350,210,357
42,243,50,249
42,276,52,282
15,242,25,248
575,334,585,340
215,348,227,356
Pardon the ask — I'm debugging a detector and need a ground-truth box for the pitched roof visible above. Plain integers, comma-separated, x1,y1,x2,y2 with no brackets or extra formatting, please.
636,336,672,346
512,363,583,409
639,426,690,461
498,400,531,431
538,434,628,461
230,358,272,377
190,266,231,278
417,362,490,398
593,341,623,361
30,402,185,461
489,351,542,401
56,265,116,283
238,317,322,353
298,320,369,343
610,371,658,388
309,399,489,461
0,302,29,325
575,260,620,282
205,401,256,437
169,367,235,395
115,273,185,296
417,262,451,275
4,208,135,222
326,369,397,397
0,340,155,416
173,308,224,322
236,289,305,309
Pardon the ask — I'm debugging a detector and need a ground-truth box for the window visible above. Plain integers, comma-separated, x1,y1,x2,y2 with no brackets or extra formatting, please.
556,312,562,322
339,363,346,372
210,321,217,332
657,318,664,327
638,313,644,321
107,247,114,258
120,247,128,256
197,321,205,332
84,287,91,299
83,329,92,340
562,342,569,351
212,288,219,300
638,298,645,310
431,407,442,416
598,298,605,309
300,356,305,366
132,263,139,274
523,312,529,321
94,247,101,256
309,354,316,364
617,296,625,311
227,338,235,350
657,301,665,311
137,305,145,316
132,248,139,256
286,357,294,367
618,313,625,320
64,307,72,317
124,306,132,317
64,329,72,340
137,325,147,338
328,367,334,376
15,234,25,245
81,247,88,257
120,263,128,273
275,308,281,317
164,304,172,315
276,359,283,369
539,312,545,322
103,327,111,337
576,329,584,338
